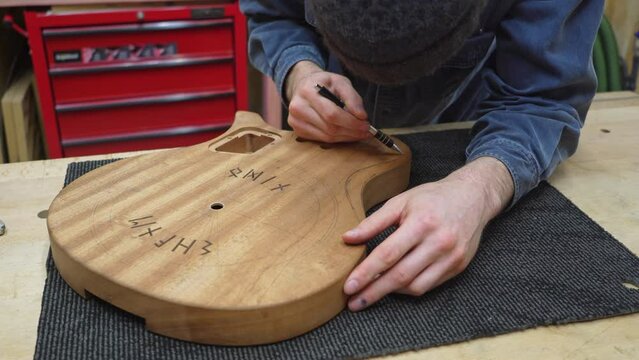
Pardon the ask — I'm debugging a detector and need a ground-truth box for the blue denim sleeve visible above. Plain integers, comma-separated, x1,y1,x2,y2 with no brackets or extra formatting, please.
466,0,604,206
240,0,327,101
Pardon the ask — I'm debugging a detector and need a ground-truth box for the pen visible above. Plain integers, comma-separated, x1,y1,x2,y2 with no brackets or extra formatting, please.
315,84,402,154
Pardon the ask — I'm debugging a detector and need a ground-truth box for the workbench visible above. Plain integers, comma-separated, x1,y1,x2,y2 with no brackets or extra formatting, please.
1,92,638,359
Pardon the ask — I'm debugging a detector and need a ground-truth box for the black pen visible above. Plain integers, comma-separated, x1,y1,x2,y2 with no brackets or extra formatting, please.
315,84,402,154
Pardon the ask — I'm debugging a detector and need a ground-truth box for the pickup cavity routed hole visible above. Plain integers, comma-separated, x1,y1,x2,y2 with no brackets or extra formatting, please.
215,133,275,154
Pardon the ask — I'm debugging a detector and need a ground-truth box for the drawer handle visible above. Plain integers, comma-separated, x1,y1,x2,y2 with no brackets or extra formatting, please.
56,90,235,113
63,123,231,147
43,18,232,38
50,55,234,76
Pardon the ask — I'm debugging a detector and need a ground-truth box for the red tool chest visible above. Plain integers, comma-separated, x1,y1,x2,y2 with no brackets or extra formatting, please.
25,3,248,158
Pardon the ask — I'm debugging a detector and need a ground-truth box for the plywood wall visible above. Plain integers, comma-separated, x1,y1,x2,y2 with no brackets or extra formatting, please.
605,0,639,89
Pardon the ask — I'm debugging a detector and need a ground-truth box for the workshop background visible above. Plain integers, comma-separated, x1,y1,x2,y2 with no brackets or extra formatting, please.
0,0,637,163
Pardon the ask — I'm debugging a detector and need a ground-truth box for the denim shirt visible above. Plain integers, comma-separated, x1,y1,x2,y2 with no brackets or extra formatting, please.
240,0,604,206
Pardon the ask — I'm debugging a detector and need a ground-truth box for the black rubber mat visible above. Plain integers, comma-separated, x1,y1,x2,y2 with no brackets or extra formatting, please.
35,130,639,359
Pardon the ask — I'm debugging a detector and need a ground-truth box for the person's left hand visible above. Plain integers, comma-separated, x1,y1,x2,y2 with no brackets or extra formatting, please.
342,157,514,311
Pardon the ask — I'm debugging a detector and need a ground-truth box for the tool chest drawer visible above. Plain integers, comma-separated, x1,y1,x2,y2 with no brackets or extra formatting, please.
25,3,248,158
57,90,235,140
51,57,236,103
43,18,235,67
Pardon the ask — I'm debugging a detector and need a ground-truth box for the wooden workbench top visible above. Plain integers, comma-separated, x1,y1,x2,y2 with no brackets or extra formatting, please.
1,92,638,359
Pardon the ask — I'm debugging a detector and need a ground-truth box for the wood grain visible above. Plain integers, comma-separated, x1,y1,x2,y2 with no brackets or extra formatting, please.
46,111,411,345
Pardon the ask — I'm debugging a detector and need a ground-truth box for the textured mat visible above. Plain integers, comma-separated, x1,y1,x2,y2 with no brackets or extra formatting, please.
35,130,639,359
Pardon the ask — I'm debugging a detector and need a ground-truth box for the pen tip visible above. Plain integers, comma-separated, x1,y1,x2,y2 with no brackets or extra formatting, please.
392,144,403,154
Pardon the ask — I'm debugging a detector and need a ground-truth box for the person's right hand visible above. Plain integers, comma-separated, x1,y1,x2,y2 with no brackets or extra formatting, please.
285,61,371,143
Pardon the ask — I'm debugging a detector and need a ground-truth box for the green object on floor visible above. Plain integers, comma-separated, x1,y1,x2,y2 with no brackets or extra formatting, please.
592,15,624,92
599,16,623,91
593,31,608,92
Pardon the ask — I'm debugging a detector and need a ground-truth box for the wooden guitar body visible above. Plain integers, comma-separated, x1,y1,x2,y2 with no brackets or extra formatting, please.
47,112,411,345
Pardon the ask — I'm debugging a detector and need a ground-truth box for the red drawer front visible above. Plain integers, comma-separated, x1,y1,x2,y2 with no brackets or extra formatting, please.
62,127,227,157
51,57,235,104
44,19,234,68
57,90,235,140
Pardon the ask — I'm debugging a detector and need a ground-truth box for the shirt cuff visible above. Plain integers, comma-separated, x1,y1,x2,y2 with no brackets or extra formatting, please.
466,138,541,209
274,45,327,104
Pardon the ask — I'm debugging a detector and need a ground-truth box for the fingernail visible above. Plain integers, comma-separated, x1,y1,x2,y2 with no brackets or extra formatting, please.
344,279,359,294
343,229,358,238
359,298,368,309
351,297,368,311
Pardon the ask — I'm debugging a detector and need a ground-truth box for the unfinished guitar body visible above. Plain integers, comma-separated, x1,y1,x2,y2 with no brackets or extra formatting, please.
47,112,411,345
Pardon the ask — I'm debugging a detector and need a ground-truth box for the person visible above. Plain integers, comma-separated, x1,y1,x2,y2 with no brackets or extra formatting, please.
240,0,604,311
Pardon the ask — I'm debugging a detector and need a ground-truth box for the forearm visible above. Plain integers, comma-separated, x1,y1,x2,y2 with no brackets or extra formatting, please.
240,0,327,99
466,0,602,206
466,102,583,206
446,157,514,222
285,60,323,103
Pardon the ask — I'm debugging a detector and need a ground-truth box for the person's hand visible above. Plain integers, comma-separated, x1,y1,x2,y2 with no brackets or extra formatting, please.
342,157,514,311
285,60,371,143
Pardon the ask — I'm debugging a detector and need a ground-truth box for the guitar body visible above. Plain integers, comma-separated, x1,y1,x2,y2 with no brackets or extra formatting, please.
47,112,411,345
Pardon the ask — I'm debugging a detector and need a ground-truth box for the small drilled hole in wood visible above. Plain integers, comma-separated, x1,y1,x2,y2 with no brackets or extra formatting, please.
622,281,639,291
600,129,611,133
210,202,224,210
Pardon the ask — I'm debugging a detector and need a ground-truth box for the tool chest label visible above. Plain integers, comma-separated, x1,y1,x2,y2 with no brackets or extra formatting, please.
53,50,82,63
